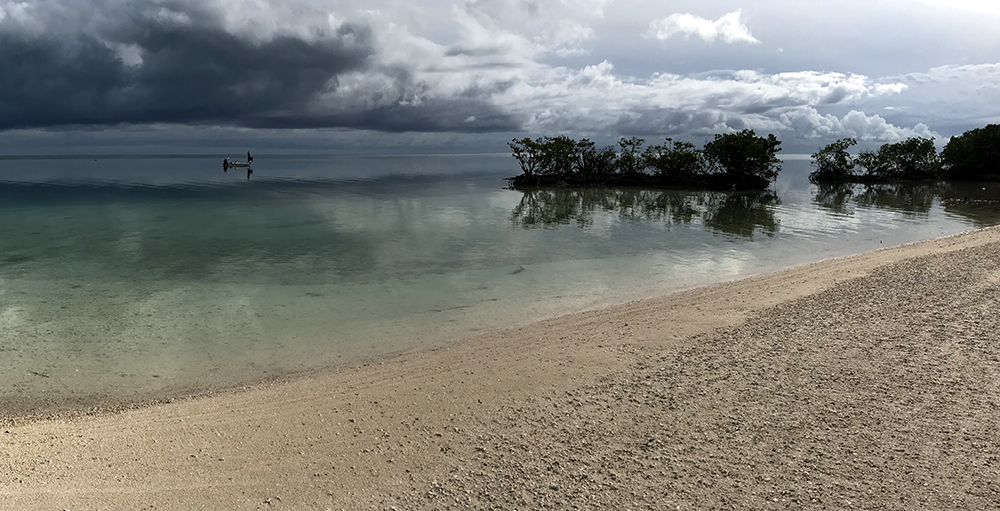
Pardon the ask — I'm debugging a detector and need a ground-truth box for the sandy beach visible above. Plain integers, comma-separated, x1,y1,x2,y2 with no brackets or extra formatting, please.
3,226,1000,510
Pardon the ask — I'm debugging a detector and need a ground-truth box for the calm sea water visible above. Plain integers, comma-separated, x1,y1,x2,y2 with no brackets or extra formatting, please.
2,154,999,415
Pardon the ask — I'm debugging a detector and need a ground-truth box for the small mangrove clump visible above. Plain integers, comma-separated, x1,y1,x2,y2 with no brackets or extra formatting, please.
809,124,1000,183
507,130,782,190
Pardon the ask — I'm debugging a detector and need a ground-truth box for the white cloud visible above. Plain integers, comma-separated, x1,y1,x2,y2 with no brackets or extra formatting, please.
778,108,940,142
646,10,760,44
111,42,143,67
534,19,595,56
492,62,935,140
452,0,606,58
151,7,191,27
488,65,911,136
869,63,1000,129
898,62,1000,92
558,0,613,18
449,4,535,59
873,83,907,95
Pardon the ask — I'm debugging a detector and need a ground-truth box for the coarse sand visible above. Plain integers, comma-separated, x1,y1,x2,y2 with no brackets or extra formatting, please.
3,227,1000,510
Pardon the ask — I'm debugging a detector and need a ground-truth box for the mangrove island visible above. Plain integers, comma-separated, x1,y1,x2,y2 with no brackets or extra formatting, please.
508,129,782,190
809,124,1000,184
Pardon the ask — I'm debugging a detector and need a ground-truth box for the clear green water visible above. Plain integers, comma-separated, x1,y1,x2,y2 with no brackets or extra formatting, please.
2,154,999,415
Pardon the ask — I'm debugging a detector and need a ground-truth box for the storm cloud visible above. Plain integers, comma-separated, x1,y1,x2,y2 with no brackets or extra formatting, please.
0,0,519,133
0,2,379,129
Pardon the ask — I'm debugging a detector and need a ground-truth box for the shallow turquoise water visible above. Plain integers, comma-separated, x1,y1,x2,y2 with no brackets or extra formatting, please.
2,154,998,414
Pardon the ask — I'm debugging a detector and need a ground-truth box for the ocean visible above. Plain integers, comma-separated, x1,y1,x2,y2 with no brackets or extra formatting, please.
2,153,998,415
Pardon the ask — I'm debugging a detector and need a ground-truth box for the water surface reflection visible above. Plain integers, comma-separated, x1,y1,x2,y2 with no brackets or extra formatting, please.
4,155,1000,416
510,187,780,239
813,182,1000,227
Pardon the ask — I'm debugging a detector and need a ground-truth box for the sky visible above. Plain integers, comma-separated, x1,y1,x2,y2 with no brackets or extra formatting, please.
1,0,999,154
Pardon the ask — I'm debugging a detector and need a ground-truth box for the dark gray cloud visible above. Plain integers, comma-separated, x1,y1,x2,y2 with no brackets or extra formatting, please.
0,4,372,130
254,98,519,132
0,1,520,133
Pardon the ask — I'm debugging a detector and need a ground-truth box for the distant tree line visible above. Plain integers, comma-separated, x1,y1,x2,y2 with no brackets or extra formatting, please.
809,124,1000,183
508,129,782,190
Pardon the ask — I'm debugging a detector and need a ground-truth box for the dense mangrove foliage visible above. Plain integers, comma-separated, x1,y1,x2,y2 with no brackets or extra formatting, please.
507,130,782,190
940,124,1000,180
809,124,1000,183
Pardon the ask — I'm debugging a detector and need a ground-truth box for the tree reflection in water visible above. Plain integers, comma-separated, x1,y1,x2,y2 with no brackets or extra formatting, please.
813,182,1000,227
510,187,780,239
509,182,1000,239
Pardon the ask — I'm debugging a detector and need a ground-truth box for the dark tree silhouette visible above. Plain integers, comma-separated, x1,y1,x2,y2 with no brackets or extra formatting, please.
942,124,1000,180
507,132,782,190
701,130,782,189
809,138,857,183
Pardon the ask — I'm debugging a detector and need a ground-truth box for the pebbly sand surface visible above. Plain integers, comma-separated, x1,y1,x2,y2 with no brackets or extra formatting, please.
2,227,1000,510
